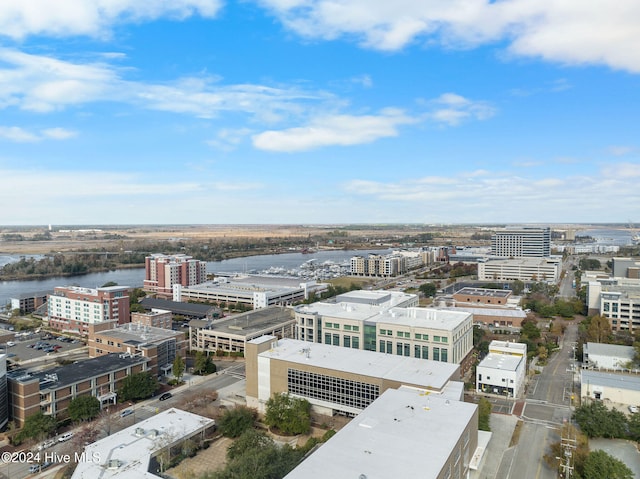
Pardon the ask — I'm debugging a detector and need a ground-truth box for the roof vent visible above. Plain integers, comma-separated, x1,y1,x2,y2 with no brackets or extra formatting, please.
135,427,145,436
107,459,122,470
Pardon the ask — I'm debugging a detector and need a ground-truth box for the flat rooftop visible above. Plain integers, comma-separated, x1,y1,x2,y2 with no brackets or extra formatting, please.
478,353,523,372
97,323,184,344
295,291,419,322
254,337,459,392
182,274,315,296
454,287,511,299
585,342,635,359
446,307,526,318
140,298,217,317
374,307,471,331
581,370,640,392
199,306,295,337
9,354,149,390
284,387,477,479
72,408,215,479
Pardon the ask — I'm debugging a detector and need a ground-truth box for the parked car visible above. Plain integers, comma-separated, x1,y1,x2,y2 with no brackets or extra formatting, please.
629,405,638,413
159,392,172,401
58,432,74,442
6,341,15,347
29,464,41,473
120,409,134,418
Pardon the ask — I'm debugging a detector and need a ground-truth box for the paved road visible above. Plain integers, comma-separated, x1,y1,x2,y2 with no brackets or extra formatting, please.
501,323,578,479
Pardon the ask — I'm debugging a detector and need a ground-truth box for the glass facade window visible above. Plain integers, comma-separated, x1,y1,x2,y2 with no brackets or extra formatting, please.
364,325,377,351
422,346,428,359
352,337,359,349
433,347,440,361
287,368,380,410
344,336,351,348
441,348,448,362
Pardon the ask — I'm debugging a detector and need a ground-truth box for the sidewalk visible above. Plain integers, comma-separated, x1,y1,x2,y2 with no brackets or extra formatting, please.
470,414,519,479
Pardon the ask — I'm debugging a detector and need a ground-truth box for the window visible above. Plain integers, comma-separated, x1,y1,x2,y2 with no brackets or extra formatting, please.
433,347,440,361
386,341,393,354
352,326,360,332
404,332,410,338
380,329,387,335
441,337,448,343
415,345,421,358
352,337,360,349
380,340,386,353
441,349,448,362
397,343,403,355
325,322,333,328
422,346,428,359
403,343,410,357
325,333,331,345
397,331,404,338
434,336,441,342
332,334,340,346
344,336,351,348
415,333,422,340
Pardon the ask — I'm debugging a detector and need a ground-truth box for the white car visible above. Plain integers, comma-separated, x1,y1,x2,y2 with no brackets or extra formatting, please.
629,405,638,413
58,432,74,442
6,341,15,347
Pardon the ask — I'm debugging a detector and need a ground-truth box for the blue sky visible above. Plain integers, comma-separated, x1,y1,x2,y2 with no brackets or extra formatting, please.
0,1,639,226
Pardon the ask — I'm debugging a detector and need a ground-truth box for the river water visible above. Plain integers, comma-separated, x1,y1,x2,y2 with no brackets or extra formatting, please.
0,249,390,310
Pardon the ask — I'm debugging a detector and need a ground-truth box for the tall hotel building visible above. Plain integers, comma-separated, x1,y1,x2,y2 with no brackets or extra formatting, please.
491,226,551,258
47,286,130,335
143,254,207,298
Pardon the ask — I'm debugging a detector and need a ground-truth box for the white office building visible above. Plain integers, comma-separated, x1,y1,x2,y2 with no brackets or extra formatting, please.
476,340,527,398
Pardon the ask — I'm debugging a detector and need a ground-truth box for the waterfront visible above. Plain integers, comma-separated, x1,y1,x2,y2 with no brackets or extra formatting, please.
0,249,390,310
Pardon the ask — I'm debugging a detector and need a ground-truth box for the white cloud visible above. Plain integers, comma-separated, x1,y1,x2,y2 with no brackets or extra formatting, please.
341,162,640,222
0,0,223,40
428,93,496,126
252,109,415,152
607,146,634,156
0,125,77,142
257,0,640,73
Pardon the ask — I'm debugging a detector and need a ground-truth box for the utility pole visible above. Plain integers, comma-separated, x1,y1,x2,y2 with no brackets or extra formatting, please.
559,433,576,478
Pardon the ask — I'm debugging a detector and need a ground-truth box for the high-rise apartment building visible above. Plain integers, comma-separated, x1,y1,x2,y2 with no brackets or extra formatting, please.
143,254,207,298
491,226,551,258
47,285,130,335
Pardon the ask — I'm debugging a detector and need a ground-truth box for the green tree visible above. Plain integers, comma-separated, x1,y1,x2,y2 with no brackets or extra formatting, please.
573,401,628,438
478,397,492,431
511,279,525,295
520,318,541,341
586,315,612,343
67,395,100,422
172,355,186,382
419,282,437,297
264,392,311,435
193,351,216,375
218,406,256,438
118,372,158,402
227,429,274,460
582,450,633,479
16,412,56,443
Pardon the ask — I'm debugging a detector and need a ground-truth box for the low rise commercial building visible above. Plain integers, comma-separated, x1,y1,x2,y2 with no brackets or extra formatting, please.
72,408,216,479
189,306,296,354
8,354,149,427
88,322,187,376
476,340,527,398
131,308,173,329
581,369,640,405
174,275,326,309
10,291,49,315
139,297,219,320
246,336,462,416
284,387,478,479
295,290,472,364
583,342,635,370
47,285,130,335
478,257,561,283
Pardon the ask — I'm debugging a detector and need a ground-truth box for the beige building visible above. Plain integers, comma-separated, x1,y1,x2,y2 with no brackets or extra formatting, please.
88,322,187,376
189,306,296,355
246,336,462,416
478,257,561,283
131,308,173,329
581,370,640,406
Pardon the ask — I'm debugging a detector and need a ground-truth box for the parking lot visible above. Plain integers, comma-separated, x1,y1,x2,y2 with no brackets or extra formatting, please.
2,334,86,364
